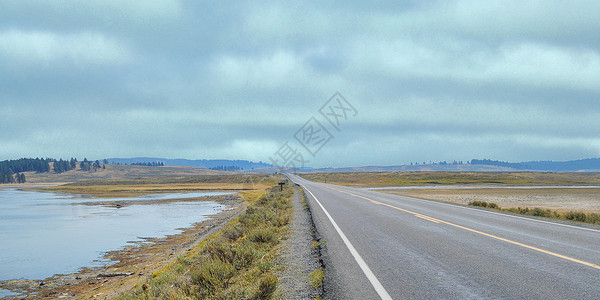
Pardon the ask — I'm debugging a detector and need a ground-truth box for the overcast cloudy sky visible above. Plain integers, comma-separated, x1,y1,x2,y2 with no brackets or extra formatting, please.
1,1,599,167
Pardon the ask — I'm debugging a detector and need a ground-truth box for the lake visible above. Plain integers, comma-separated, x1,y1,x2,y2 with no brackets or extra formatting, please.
0,188,233,282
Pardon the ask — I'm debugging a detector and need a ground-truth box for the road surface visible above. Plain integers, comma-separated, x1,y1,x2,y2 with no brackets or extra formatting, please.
288,174,600,299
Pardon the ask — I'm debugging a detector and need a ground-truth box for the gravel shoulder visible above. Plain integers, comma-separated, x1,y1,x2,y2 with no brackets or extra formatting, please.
275,185,323,299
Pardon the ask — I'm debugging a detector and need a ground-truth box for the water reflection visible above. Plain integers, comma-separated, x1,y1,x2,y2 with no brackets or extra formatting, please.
0,189,233,281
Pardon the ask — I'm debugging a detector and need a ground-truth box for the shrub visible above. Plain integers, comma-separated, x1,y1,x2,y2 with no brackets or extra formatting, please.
231,241,260,269
274,215,290,227
256,273,278,299
248,228,277,244
468,201,492,208
222,224,245,241
565,211,587,222
206,239,235,264
191,259,237,292
587,213,600,225
205,239,260,270
531,207,552,217
257,259,272,273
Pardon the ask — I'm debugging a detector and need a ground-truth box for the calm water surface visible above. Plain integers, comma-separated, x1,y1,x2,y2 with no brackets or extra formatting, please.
0,188,232,281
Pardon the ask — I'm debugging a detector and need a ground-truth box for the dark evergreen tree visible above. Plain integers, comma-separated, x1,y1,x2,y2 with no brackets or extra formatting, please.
80,158,91,171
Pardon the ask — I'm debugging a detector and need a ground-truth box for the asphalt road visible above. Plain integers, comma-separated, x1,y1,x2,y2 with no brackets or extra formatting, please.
288,174,600,299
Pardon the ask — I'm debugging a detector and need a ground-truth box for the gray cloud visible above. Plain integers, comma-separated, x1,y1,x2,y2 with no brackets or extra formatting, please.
1,0,599,167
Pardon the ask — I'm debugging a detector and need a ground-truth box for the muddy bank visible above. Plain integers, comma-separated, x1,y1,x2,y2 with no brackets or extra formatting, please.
0,195,245,299
73,192,236,208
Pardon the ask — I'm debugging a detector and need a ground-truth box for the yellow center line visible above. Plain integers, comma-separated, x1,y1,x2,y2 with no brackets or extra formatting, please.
416,215,441,223
322,185,600,271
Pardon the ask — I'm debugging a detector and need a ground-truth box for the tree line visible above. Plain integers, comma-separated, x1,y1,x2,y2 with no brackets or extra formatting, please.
0,158,52,183
209,165,242,171
130,161,165,167
0,172,26,184
0,157,107,184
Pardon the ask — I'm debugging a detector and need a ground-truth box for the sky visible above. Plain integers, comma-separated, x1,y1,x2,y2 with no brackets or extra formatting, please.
1,1,599,168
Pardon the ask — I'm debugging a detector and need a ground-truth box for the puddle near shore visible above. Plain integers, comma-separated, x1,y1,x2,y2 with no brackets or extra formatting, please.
0,288,18,298
0,189,234,281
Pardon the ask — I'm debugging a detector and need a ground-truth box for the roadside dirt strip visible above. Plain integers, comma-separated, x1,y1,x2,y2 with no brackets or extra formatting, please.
276,185,324,299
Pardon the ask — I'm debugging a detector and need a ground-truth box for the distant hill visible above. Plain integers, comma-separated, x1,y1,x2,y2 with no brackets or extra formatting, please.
105,157,272,170
102,157,600,173
293,158,600,173
471,158,600,172
21,164,228,184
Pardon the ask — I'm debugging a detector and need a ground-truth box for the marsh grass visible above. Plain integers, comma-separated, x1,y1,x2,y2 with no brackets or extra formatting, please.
119,183,293,300
38,174,278,197
467,202,600,226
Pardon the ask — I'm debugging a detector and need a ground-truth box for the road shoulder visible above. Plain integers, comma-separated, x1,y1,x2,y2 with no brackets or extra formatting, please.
276,185,324,299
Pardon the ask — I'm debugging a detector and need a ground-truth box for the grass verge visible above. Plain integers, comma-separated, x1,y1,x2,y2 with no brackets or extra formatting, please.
468,201,600,225
118,183,293,299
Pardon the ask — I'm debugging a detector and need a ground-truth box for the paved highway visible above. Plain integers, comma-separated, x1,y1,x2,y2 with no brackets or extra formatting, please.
288,174,600,299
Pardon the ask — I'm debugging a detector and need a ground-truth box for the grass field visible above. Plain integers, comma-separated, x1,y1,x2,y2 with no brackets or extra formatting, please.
36,174,279,197
19,164,232,184
385,188,600,213
300,171,600,186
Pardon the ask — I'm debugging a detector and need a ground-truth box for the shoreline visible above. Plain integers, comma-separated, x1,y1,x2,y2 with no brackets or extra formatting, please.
0,194,246,299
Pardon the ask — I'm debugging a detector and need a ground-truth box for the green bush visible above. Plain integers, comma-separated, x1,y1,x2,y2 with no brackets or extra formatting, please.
231,241,260,269
468,200,497,208
248,228,277,244
206,239,235,264
531,207,553,217
256,273,278,299
565,211,587,222
222,224,245,241
274,215,290,227
587,213,600,225
191,258,237,292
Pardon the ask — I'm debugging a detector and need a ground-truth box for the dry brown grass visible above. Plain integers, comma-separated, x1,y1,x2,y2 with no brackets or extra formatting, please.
40,183,272,197
20,164,232,184
385,188,600,213
119,184,294,300
300,171,600,186
33,174,279,197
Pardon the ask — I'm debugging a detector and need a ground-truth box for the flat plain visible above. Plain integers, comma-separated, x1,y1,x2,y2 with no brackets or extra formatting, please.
301,171,600,213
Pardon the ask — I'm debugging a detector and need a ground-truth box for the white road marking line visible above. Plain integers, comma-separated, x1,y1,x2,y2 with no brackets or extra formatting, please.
297,181,393,300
